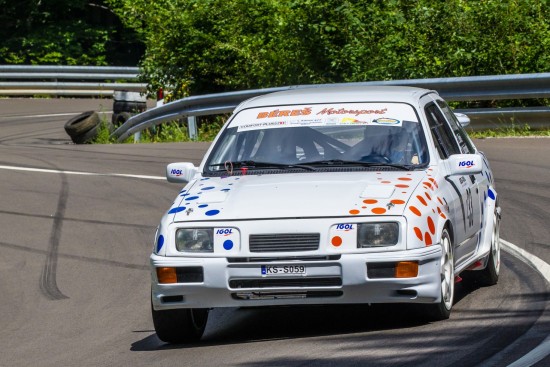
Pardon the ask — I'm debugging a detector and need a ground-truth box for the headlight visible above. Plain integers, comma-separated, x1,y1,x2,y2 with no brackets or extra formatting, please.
357,223,399,247
175,228,214,252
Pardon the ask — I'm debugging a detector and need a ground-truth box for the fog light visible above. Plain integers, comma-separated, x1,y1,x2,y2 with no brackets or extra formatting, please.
156,267,177,284
395,261,418,278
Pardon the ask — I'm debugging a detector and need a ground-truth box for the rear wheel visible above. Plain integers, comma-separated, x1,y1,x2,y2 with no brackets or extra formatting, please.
478,206,501,286
151,303,209,344
423,228,454,321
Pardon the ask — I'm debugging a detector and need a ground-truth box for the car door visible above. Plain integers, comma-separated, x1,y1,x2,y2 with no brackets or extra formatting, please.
424,99,482,265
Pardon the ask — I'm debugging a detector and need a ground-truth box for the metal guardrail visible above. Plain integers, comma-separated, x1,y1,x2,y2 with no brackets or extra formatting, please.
0,65,146,96
112,73,550,141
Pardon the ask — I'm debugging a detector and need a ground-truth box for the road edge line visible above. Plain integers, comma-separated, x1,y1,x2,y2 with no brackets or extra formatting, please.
500,239,550,367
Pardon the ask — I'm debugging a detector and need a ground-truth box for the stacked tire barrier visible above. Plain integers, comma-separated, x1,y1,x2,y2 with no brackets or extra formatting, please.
112,91,147,127
63,91,147,144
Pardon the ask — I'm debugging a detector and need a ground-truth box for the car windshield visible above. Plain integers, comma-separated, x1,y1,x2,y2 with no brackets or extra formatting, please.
205,102,429,173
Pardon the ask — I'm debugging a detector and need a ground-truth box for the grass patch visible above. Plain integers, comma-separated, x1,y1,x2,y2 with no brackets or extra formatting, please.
467,123,550,138
90,115,226,144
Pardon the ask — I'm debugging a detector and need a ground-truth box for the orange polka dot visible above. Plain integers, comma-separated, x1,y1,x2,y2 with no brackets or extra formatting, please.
440,212,447,219
372,207,387,214
437,197,445,205
427,216,435,235
423,181,433,189
331,236,343,247
381,180,391,184
391,199,405,205
362,206,367,209
398,177,412,181
417,195,428,206
425,192,432,201
349,209,360,215
414,227,423,241
365,199,382,206
396,184,409,188
409,206,421,216
425,232,433,246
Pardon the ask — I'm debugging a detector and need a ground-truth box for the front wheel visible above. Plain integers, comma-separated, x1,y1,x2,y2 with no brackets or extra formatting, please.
151,303,209,344
423,228,455,321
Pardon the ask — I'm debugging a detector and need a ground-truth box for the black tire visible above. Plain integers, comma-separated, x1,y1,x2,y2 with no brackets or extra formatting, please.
477,205,501,286
112,112,133,127
423,228,455,321
64,111,100,137
151,303,209,344
71,120,113,144
113,101,146,114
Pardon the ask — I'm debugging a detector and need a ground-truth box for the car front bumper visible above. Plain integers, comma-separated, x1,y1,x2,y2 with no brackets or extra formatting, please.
151,245,443,310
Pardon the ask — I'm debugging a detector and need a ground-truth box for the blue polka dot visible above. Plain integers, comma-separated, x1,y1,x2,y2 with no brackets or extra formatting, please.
156,235,164,253
221,188,230,192
180,189,187,193
488,189,496,200
186,196,199,201
223,240,234,250
180,193,190,197
202,186,215,190
198,204,208,208
168,206,186,214
201,178,210,181
205,209,220,216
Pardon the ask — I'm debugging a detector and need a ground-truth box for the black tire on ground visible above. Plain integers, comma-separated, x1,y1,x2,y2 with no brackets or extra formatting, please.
71,120,113,144
151,303,209,344
422,228,455,321
64,111,100,137
112,112,133,127
113,101,146,114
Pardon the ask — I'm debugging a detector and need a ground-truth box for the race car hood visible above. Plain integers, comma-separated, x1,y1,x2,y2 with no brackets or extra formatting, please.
170,171,427,222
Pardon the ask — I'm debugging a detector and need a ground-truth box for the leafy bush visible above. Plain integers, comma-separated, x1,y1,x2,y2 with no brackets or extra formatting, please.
107,0,550,99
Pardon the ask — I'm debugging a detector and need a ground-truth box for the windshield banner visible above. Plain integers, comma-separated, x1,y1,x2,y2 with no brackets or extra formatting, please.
232,103,418,131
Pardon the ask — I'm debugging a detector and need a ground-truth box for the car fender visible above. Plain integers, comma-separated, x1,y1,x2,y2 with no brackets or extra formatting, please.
476,186,498,257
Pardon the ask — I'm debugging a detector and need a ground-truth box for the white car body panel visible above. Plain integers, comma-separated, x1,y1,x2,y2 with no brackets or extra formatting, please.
150,86,499,312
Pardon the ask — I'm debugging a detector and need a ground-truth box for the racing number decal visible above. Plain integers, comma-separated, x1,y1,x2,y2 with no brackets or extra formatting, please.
465,188,474,228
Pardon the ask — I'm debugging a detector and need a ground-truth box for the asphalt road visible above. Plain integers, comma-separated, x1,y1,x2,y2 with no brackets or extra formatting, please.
0,99,548,367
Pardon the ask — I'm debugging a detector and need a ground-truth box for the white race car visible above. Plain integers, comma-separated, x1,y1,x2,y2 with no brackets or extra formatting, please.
150,86,501,343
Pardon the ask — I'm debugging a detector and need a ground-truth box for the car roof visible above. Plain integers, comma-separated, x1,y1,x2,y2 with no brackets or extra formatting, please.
234,85,437,112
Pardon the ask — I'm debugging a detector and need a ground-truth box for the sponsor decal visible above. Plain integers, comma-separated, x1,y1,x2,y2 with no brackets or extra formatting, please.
257,108,312,119
317,107,388,116
372,118,400,125
216,228,233,236
336,223,354,231
170,169,183,176
459,160,475,168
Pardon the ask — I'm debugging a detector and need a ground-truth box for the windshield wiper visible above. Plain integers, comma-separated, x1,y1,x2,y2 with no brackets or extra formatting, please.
210,160,317,171
306,159,415,171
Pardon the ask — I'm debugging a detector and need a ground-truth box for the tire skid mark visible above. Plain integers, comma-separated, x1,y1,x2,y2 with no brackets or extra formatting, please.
39,170,69,300
0,241,148,271
0,209,154,230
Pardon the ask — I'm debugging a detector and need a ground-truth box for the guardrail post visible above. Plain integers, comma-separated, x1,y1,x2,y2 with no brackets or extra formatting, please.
188,116,197,140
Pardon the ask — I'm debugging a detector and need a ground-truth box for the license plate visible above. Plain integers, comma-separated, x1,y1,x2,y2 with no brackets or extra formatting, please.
261,265,307,276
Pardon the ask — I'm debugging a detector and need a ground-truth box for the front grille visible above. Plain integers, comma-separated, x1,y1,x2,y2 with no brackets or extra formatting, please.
232,290,343,300
229,277,342,289
227,255,341,263
249,233,320,252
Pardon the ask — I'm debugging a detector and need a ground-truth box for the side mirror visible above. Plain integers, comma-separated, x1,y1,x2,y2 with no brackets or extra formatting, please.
448,154,482,175
166,162,198,183
454,112,470,127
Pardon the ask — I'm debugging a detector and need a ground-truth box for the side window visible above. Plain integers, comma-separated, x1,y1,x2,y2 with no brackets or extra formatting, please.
425,103,461,159
436,100,476,154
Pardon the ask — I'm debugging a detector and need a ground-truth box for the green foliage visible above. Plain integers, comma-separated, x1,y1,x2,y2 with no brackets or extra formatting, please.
107,0,550,99
0,0,143,65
